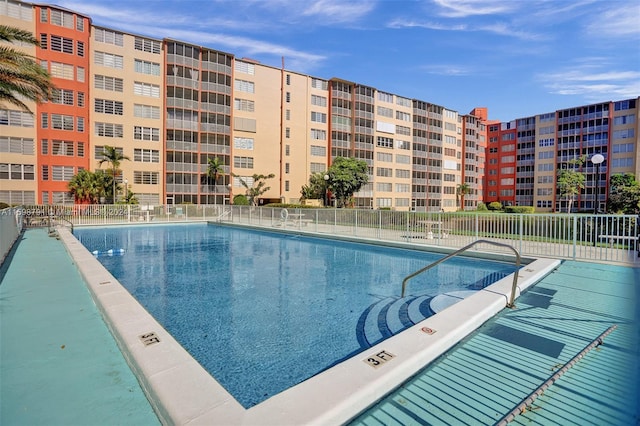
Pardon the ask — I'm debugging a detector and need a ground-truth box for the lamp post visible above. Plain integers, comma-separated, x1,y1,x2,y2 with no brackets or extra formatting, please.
591,154,604,214
324,174,329,207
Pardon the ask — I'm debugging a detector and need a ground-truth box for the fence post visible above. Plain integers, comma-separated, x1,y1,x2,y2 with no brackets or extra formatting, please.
475,213,479,240
354,209,358,236
572,215,577,260
519,214,523,253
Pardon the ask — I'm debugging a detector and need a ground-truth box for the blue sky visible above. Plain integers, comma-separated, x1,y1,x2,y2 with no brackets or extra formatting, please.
60,0,640,122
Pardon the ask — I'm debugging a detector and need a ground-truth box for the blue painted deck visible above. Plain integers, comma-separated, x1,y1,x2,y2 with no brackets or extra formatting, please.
1,228,638,425
0,229,159,425
349,261,640,425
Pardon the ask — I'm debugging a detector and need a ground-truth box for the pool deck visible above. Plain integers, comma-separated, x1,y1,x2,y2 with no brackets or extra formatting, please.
1,227,638,425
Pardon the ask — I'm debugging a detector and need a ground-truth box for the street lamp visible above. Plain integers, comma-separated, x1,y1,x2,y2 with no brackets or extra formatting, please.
591,154,604,214
324,174,329,207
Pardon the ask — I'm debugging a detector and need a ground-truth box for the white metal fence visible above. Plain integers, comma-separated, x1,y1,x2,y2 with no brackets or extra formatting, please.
17,204,640,265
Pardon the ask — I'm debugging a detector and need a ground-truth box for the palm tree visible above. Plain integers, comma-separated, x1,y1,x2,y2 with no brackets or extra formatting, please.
68,170,108,204
0,25,54,111
456,183,471,211
98,146,129,203
205,157,223,204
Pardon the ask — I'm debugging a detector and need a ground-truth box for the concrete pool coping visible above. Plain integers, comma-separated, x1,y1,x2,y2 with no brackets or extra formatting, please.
58,225,561,425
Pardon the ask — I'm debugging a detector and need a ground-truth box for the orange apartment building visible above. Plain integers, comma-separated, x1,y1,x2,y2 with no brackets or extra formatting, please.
2,0,638,213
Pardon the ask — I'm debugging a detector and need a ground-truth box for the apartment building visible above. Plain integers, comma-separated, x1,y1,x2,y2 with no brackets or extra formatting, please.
485,99,639,212
2,0,638,212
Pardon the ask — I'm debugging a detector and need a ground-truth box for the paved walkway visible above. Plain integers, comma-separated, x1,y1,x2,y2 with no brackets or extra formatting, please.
350,261,640,425
0,229,159,425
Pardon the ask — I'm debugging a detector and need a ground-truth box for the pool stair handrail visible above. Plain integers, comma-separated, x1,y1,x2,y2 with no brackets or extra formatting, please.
401,239,522,308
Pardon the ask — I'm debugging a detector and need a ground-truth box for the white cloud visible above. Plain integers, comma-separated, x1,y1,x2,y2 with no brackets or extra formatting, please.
302,0,376,23
431,0,517,18
387,18,542,41
420,64,473,76
584,3,640,38
541,65,640,99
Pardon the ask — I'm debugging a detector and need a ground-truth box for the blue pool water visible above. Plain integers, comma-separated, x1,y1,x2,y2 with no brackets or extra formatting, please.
75,224,516,407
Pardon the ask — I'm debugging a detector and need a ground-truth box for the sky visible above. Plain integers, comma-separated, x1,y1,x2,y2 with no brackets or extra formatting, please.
58,0,640,122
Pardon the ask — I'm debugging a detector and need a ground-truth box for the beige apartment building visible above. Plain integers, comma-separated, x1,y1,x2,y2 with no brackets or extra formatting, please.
2,0,638,212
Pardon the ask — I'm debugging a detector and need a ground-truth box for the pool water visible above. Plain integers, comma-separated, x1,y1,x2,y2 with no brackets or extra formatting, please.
75,224,516,407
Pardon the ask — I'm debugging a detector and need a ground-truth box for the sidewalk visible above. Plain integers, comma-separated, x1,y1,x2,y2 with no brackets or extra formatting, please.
0,229,159,426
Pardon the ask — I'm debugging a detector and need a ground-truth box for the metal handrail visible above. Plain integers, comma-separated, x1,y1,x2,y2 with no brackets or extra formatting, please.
401,239,522,308
48,215,74,233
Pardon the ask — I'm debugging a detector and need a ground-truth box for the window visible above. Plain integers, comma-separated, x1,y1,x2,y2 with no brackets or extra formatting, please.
40,113,48,128
613,115,635,125
285,110,290,120
77,142,84,157
51,114,74,130
52,140,74,156
40,8,48,22
285,128,290,138
134,126,160,141
234,98,254,112
377,92,393,103
396,125,410,136
0,137,34,155
311,95,327,107
134,171,159,185
233,137,254,150
286,92,291,103
50,9,74,28
0,164,34,180
76,117,84,133
94,51,124,69
311,129,326,140
51,165,74,181
377,182,392,191
40,33,47,49
76,16,84,31
376,167,393,177
77,92,84,107
134,59,160,76
377,152,393,162
285,163,290,174
76,66,85,82
95,75,124,92
76,41,84,57
49,35,74,54
286,74,290,85
396,154,410,164
50,62,74,80
0,109,34,127
95,122,123,138
396,111,410,121
41,165,49,181
134,149,160,163
310,145,326,156
396,169,410,178
134,104,160,119
377,106,393,117
311,112,326,123
234,61,255,75
233,156,254,168
94,99,123,115
51,89,74,105
311,78,327,90
134,82,160,98
235,79,254,93
377,136,393,148
134,37,161,54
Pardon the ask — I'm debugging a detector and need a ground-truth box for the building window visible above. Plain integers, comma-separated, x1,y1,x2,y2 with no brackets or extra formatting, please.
285,163,290,174
233,137,254,150
233,156,254,168
134,126,160,141
50,62,74,80
94,99,124,115
134,171,159,185
51,89,74,105
310,145,326,156
311,112,326,123
134,104,160,119
285,128,290,138
134,148,160,163
94,51,124,69
50,9,74,28
52,140,74,156
95,123,124,138
134,59,160,76
51,165,74,181
234,98,254,112
311,95,327,107
76,41,84,57
95,75,123,92
311,129,326,140
235,79,255,93
134,37,161,54
41,165,49,181
51,114,74,130
76,66,85,82
134,82,160,98
286,74,290,85
286,92,291,103
235,61,255,75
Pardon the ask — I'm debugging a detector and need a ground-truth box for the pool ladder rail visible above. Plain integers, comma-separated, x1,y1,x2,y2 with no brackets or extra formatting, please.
401,239,522,308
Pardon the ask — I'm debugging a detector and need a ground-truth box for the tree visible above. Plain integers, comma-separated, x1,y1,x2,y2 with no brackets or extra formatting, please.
557,166,585,213
456,183,471,211
98,146,129,203
67,170,108,204
608,173,640,214
0,25,55,111
205,157,224,203
233,173,275,206
325,157,369,208
300,172,328,202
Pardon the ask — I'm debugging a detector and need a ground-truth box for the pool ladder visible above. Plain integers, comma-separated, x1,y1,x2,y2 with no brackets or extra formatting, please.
401,239,522,308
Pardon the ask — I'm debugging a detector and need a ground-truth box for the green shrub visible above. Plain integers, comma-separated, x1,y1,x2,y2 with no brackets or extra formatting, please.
505,206,535,214
0,202,10,210
488,201,503,211
233,194,249,205
476,202,488,211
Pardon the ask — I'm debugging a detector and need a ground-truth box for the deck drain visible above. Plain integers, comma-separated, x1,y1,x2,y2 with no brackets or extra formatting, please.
139,332,161,346
99,281,111,285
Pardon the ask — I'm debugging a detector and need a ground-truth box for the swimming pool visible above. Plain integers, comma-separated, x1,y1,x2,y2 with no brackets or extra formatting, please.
75,223,516,408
